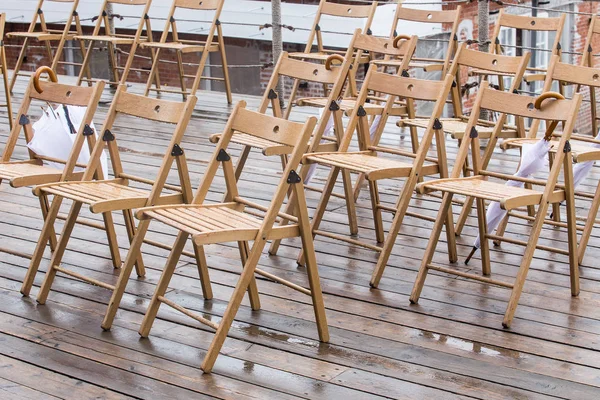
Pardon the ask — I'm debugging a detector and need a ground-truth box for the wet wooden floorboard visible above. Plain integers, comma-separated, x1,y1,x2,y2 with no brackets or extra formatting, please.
0,75,599,399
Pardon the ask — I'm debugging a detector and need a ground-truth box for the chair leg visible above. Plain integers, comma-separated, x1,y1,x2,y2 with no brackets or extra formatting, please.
201,238,267,373
139,231,189,338
295,167,341,265
38,193,57,252
237,241,261,311
175,51,187,101
563,155,580,296
476,198,491,276
21,195,65,296
455,195,473,236
0,45,12,129
341,169,358,236
37,201,83,304
294,182,329,342
443,200,458,263
9,38,29,93
123,209,145,277
493,213,510,246
368,180,384,243
217,33,233,105
410,193,454,303
144,48,162,97
102,218,151,330
77,40,95,86
577,177,600,264
102,212,122,269
370,183,415,288
75,37,92,86
284,79,301,120
193,243,213,300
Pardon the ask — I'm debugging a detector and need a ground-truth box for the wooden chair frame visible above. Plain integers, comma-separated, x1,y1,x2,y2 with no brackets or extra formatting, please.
141,0,232,103
372,2,461,76
6,0,88,94
0,66,104,265
75,0,157,87
292,70,456,288
484,9,565,91
491,56,600,266
405,44,531,236
21,87,197,304
267,31,419,256
285,0,378,113
410,82,582,328
0,13,13,129
128,102,325,374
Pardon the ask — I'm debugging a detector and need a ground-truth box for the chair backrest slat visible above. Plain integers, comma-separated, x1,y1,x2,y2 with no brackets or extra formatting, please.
320,1,375,18
367,72,447,102
109,0,149,5
231,108,307,147
396,6,460,24
498,12,564,31
479,89,574,121
277,56,342,85
174,0,220,9
113,91,189,124
353,34,414,58
31,82,100,107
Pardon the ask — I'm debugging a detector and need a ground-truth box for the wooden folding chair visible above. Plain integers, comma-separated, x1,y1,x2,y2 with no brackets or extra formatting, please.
491,56,600,265
399,44,531,235
0,13,13,129
129,102,325,374
372,2,461,76
21,87,197,302
285,0,377,111
475,10,565,93
141,0,232,104
292,70,456,288
75,0,157,87
410,82,582,328
6,0,88,94
0,66,103,263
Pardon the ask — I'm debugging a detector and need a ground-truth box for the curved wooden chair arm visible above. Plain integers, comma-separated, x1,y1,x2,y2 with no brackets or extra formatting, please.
33,66,58,94
325,54,345,70
393,34,412,49
534,91,565,110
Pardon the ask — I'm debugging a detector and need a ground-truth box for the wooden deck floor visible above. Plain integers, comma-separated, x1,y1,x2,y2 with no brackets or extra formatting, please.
1,76,600,399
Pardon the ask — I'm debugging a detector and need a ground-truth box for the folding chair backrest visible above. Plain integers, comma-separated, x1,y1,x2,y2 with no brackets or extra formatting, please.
20,0,79,35
90,0,152,38
84,86,197,203
303,0,377,54
391,4,461,75
491,10,565,61
448,43,530,117
193,102,316,221
341,68,455,172
581,15,600,68
159,0,224,44
2,68,104,180
454,82,581,194
528,55,600,137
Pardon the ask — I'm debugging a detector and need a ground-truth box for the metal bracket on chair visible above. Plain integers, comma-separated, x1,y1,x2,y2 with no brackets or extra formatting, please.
83,124,95,136
470,127,478,138
357,106,367,117
216,19,221,26
329,101,340,111
453,33,458,42
589,44,593,53
37,9,43,15
287,170,301,184
394,30,398,37
144,14,150,20
170,16,175,23
315,24,320,32
73,11,78,17
401,69,410,77
556,42,562,51
452,80,457,88
18,114,30,126
564,140,571,153
366,28,372,36
216,149,231,162
513,89,519,94
433,118,443,130
268,89,278,99
495,37,500,45
171,143,184,156
102,129,115,142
